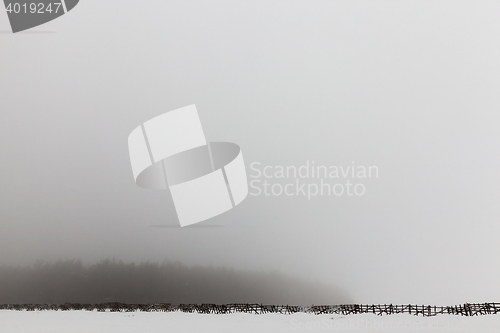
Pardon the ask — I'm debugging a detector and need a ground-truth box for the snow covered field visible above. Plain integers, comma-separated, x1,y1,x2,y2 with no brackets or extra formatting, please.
1,310,499,333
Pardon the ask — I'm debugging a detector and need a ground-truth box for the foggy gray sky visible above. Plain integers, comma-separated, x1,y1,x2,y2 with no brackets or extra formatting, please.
1,0,500,305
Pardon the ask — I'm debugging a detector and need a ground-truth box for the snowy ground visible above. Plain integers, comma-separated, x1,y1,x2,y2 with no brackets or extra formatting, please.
1,310,499,332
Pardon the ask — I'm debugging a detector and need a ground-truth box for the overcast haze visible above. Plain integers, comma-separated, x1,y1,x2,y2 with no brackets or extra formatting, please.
1,0,500,305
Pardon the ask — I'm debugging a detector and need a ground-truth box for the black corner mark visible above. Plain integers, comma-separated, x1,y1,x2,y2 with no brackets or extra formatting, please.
3,0,79,33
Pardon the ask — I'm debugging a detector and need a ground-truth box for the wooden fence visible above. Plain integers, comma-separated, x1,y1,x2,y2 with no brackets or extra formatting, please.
1,303,499,316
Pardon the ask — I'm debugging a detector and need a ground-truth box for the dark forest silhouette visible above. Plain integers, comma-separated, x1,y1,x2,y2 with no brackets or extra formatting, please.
0,260,351,305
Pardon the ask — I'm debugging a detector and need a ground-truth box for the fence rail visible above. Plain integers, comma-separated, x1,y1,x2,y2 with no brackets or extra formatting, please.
0,303,499,316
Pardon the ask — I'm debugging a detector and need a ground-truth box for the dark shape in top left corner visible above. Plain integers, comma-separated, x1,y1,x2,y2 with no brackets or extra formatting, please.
3,0,79,33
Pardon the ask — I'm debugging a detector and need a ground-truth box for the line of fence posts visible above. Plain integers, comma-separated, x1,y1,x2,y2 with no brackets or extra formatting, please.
0,303,499,316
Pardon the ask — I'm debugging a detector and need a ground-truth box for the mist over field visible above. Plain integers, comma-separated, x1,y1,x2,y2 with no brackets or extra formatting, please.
0,260,351,306
2,0,500,305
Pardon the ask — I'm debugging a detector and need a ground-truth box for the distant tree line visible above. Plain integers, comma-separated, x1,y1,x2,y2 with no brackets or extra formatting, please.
0,259,351,305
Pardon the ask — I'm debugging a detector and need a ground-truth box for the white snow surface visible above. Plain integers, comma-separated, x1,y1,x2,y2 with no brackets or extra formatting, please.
1,310,500,332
